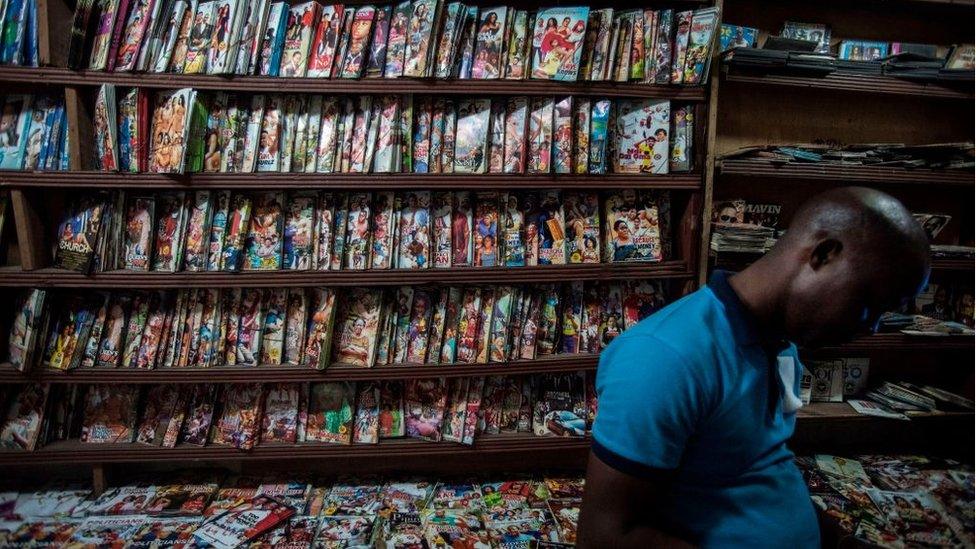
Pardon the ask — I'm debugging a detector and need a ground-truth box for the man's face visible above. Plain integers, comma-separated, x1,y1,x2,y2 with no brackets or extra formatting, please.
783,247,925,347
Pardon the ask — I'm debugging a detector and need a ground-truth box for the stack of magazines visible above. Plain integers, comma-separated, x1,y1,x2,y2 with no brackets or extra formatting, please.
709,198,780,254
67,0,720,85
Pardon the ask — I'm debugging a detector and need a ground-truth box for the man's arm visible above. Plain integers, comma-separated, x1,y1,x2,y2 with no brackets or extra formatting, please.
576,451,695,549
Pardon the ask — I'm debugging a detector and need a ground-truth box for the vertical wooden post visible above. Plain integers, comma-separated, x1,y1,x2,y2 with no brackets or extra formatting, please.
10,190,47,270
697,0,724,286
65,87,94,171
36,0,72,67
92,464,107,496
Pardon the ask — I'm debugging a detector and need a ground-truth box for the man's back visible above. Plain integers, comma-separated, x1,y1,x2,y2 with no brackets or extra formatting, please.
591,272,819,547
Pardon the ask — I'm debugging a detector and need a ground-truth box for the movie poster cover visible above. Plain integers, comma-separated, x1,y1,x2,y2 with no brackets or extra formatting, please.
433,2,466,78
405,288,435,363
455,5,478,78
152,191,188,272
363,191,393,270
329,193,350,271
487,99,506,173
94,84,118,171
564,192,600,263
604,190,661,262
277,2,320,77
503,10,530,79
535,285,560,355
373,95,401,172
453,98,491,174
333,288,382,367
682,8,719,85
256,95,283,172
149,88,195,174
537,191,566,265
397,191,432,269
781,20,831,54
502,96,528,173
212,382,264,450
121,196,154,271
378,380,405,438
241,191,283,270
473,191,499,267
474,288,496,363
613,99,669,174
135,384,180,445
451,191,474,266
498,192,524,266
182,191,213,271
54,194,108,273
455,287,482,363
669,11,693,84
342,192,372,270
353,381,380,444
587,99,611,173
281,191,314,270
404,378,447,442
471,6,508,79
403,0,440,77
0,384,49,451
0,94,31,170
440,377,469,443
180,384,218,446
487,286,514,362
303,382,354,444
552,96,573,173
527,96,553,173
306,4,344,77
530,7,589,81
194,495,295,549
81,384,139,443
180,1,215,74
339,5,376,78
259,288,288,365
260,383,300,444
231,288,262,366
391,286,415,364
570,98,591,174
384,1,411,77
438,287,463,364
136,293,168,369
114,0,155,71
431,191,453,268
428,100,446,173
310,192,337,270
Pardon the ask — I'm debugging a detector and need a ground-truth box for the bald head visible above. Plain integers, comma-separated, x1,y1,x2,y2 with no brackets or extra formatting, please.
749,187,930,347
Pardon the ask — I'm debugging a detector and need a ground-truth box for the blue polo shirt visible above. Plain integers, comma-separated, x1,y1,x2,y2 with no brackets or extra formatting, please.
592,271,819,548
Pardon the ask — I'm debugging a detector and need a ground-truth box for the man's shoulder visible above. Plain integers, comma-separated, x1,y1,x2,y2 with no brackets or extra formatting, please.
618,285,726,349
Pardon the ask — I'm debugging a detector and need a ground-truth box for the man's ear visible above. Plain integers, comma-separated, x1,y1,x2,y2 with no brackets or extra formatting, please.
810,239,843,270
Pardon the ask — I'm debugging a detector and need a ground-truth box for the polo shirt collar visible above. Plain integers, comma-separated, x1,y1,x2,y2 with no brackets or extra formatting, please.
708,270,787,351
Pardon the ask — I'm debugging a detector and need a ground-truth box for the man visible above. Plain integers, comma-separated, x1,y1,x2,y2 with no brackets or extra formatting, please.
578,187,930,548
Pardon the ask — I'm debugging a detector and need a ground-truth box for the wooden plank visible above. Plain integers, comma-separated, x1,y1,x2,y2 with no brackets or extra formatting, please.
698,35,723,285
718,159,974,187
9,190,47,270
36,0,72,67
64,87,94,171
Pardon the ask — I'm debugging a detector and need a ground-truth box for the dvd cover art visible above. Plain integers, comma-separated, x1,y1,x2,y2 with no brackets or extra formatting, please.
535,285,560,356
260,383,300,444
438,287,463,364
431,192,453,268
369,191,396,270
428,99,446,173
652,9,673,85
501,192,525,266
552,96,573,174
152,191,187,272
587,98,611,173
116,87,139,172
488,99,506,173
212,382,264,450
561,283,583,354
451,191,474,267
256,95,283,172
433,2,465,78
306,4,344,77
94,84,118,171
182,1,216,74
488,287,514,362
206,190,232,270
378,380,405,438
149,88,195,173
537,191,566,265
134,384,179,445
473,192,499,267
234,288,264,366
338,5,375,78
668,11,692,84
343,192,372,270
604,190,661,262
440,377,469,443
599,283,624,348
353,381,380,444
403,0,440,77
471,6,508,79
527,96,553,173
530,7,589,81
405,288,435,363
55,194,108,273
411,96,432,173
455,287,482,363
474,287,496,363
207,0,242,74
365,5,393,77
682,8,719,85
183,191,213,271
504,10,530,79
202,92,228,172
88,0,121,70
81,384,139,443
194,495,295,549
622,280,666,329
278,2,320,77
781,21,831,54
313,192,337,270
397,191,432,269
564,192,600,263
383,1,411,77
242,191,283,270
453,98,491,174
455,5,478,78
670,103,693,172
259,288,288,365
329,192,350,270
373,95,401,172
115,0,156,71
502,96,528,173
611,11,634,82
404,378,446,441
0,384,49,451
121,195,154,271
333,288,382,367
571,97,591,174
391,286,415,364
42,295,94,370
304,382,354,444
7,289,47,372
0,94,31,170
281,191,314,270
613,99,669,174
180,384,217,446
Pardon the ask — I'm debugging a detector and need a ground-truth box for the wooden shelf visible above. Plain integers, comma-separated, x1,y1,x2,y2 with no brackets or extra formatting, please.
0,171,703,190
0,261,692,288
717,158,974,187
797,401,973,421
825,333,975,352
0,433,592,466
0,354,598,384
713,251,973,273
722,70,973,100
931,258,975,271
0,66,706,100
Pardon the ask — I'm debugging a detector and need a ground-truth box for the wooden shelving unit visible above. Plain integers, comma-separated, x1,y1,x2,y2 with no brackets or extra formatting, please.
0,171,704,190
717,158,975,187
0,261,693,288
721,69,973,100
0,66,707,100
0,355,599,384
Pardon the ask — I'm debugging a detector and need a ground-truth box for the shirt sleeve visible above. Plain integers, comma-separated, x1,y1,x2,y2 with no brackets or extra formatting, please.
591,333,711,475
